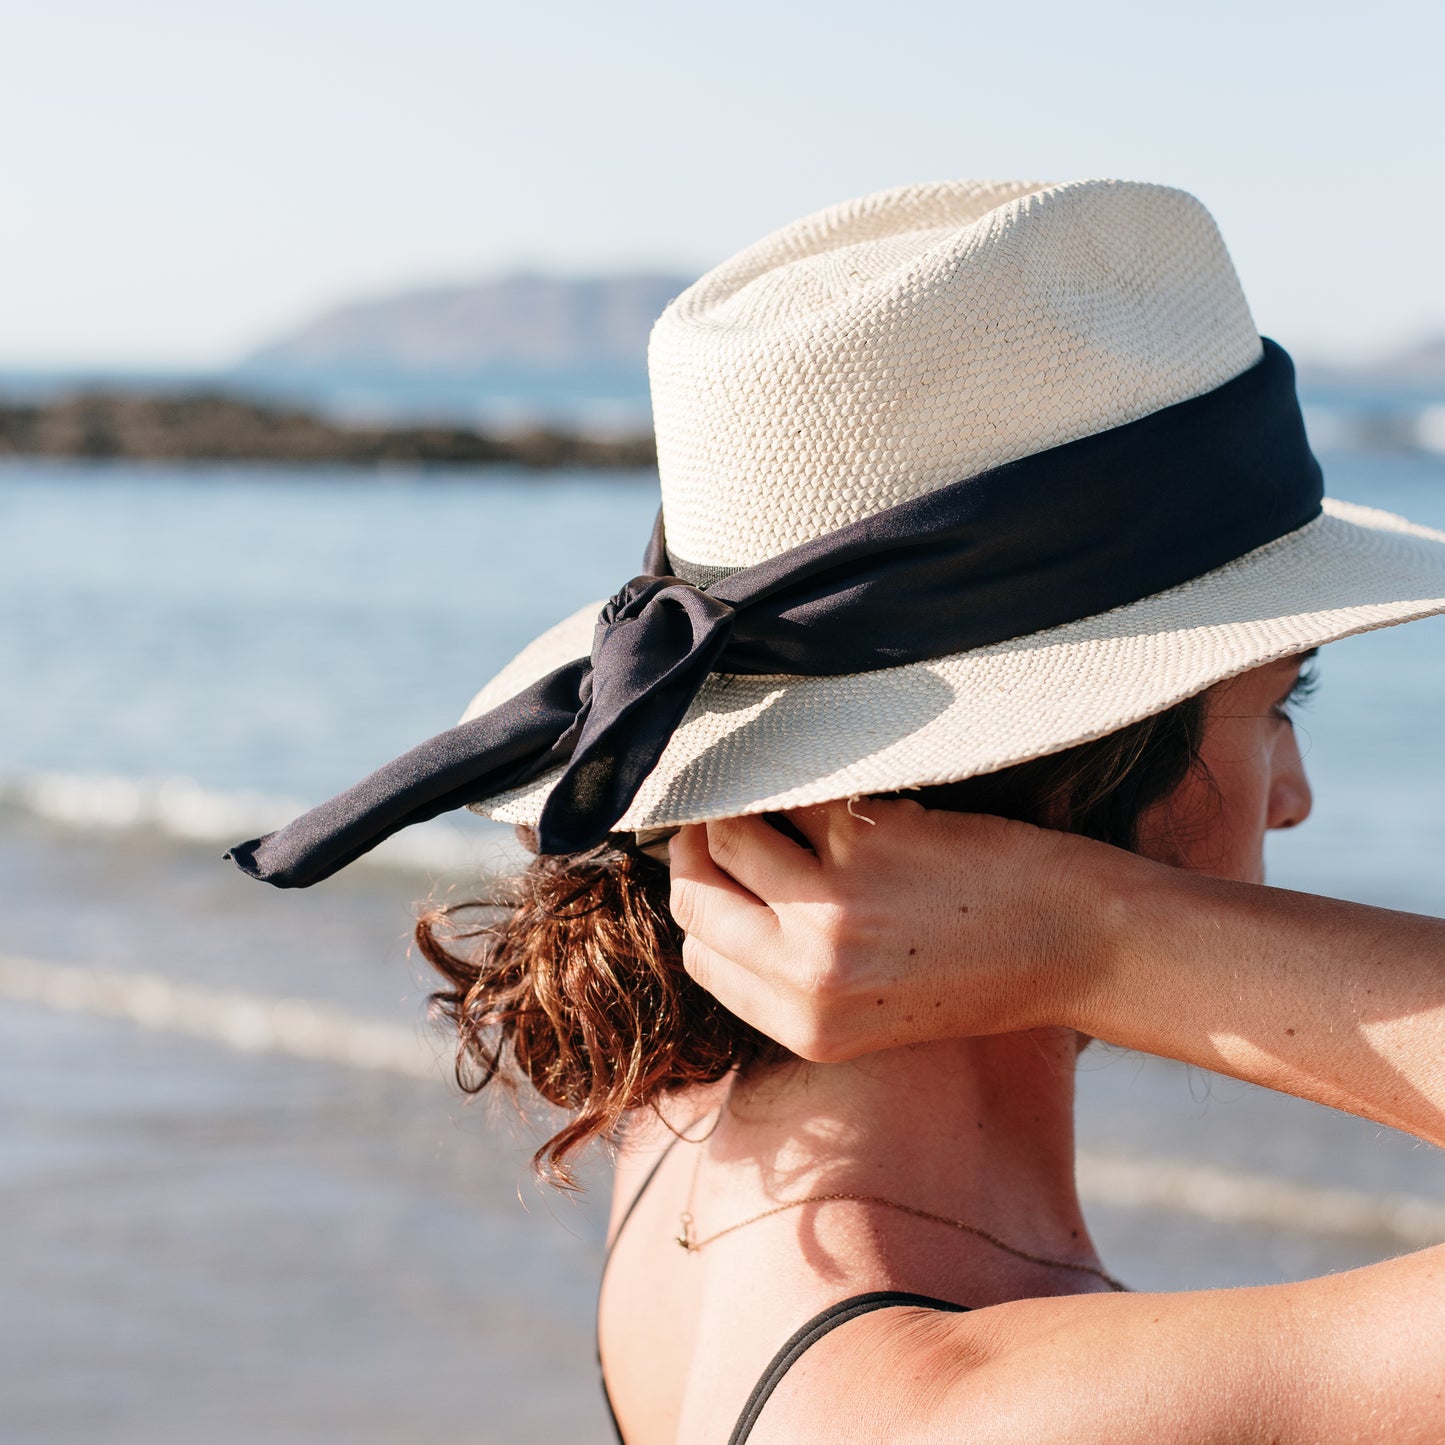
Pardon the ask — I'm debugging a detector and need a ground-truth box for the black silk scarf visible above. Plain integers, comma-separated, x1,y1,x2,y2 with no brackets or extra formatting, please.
228,340,1322,887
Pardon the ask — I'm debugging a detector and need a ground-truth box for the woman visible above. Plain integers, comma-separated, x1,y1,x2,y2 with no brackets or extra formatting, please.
658,778,1445,1442
230,179,1445,1440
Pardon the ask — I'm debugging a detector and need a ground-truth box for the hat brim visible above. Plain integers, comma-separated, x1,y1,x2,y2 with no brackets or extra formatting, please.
461,498,1445,834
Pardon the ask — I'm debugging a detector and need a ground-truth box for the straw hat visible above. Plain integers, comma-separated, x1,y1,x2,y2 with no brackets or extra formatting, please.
462,178,1445,837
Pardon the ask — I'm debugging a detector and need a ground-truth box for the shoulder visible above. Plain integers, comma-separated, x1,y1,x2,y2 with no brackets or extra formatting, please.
747,1247,1445,1444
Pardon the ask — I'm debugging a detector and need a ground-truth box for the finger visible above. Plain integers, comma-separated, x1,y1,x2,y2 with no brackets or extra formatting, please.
782,796,921,863
668,825,781,960
666,823,733,901
681,933,817,1056
680,932,776,1019
778,800,857,857
704,813,819,902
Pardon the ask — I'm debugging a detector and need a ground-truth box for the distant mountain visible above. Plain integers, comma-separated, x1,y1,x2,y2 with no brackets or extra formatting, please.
242,272,692,377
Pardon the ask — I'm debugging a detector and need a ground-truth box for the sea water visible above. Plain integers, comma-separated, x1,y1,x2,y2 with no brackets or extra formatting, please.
2,456,1444,1441
1,453,1442,912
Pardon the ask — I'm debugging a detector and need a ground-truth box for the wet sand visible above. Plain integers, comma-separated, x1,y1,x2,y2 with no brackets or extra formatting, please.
2,817,608,1443
4,813,1443,1442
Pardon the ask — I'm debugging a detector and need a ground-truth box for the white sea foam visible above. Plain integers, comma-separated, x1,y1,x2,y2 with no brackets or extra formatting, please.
0,770,526,878
6,948,1441,1249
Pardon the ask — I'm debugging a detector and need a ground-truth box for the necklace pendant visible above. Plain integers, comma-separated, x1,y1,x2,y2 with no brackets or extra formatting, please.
676,1212,695,1251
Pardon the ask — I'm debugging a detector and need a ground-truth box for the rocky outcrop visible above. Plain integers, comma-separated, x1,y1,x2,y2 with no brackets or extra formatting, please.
0,391,656,469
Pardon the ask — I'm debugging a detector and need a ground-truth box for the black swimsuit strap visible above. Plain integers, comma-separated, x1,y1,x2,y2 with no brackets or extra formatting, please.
604,1133,684,1267
601,1131,690,1443
599,1136,970,1444
727,1291,971,1445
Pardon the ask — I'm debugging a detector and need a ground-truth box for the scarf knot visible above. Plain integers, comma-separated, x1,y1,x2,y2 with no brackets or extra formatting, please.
537,575,735,853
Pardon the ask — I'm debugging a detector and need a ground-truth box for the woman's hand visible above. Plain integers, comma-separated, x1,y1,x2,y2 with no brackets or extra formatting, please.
667,799,1117,1061
671,798,1445,1149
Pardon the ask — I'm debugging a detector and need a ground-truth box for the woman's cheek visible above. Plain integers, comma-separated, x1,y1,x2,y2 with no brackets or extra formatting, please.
1137,726,1271,881
1199,725,1276,883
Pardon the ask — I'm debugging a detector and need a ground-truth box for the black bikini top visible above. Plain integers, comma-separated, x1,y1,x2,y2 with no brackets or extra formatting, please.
598,1142,970,1444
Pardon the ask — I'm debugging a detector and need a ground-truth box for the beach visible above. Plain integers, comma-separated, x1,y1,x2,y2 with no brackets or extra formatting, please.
4,456,1444,1442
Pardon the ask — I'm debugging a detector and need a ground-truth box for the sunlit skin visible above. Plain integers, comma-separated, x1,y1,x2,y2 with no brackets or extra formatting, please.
1139,654,1316,883
659,656,1322,1062
604,658,1352,1441
602,653,1445,1443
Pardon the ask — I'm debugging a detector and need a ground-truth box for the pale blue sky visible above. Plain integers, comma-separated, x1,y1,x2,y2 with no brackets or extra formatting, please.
2,0,1440,368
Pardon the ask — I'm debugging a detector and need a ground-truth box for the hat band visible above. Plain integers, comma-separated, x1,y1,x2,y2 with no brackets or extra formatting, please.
229,339,1320,886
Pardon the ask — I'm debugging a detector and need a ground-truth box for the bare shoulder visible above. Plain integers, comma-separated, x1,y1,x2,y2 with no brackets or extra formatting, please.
750,1246,1445,1445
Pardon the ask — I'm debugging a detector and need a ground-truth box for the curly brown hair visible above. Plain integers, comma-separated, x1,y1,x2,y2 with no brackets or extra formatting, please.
417,692,1209,1187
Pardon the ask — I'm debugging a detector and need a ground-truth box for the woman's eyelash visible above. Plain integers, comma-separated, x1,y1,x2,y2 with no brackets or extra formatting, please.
1274,663,1320,719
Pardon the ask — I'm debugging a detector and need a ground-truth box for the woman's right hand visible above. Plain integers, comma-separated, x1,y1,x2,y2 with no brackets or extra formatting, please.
667,799,1116,1061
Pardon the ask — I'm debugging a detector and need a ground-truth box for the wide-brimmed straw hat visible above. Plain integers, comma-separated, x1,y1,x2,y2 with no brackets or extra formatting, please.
230,177,1445,888
460,178,1445,837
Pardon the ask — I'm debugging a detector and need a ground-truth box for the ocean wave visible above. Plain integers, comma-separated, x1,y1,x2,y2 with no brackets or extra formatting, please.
0,771,525,877
7,948,1441,1250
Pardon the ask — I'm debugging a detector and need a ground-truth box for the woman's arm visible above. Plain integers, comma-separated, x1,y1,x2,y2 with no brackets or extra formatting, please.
762,1245,1445,1444
671,805,1445,1440
668,802,1445,1148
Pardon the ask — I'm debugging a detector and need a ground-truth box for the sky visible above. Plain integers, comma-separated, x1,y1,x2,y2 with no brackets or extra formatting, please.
2,0,1441,370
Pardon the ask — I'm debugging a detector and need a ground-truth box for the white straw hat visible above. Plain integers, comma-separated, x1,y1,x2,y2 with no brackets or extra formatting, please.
452,178,1445,835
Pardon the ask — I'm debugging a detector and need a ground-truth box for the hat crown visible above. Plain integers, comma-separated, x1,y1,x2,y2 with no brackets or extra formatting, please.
649,179,1262,572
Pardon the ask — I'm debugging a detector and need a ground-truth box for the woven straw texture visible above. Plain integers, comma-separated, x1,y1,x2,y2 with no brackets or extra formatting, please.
649,179,1262,569
459,178,1445,832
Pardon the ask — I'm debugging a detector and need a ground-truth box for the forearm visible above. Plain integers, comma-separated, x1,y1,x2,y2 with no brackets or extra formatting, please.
671,805,1445,1140
1068,852,1445,1147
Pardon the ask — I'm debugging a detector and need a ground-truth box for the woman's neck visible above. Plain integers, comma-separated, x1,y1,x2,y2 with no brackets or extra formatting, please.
693,1027,1099,1290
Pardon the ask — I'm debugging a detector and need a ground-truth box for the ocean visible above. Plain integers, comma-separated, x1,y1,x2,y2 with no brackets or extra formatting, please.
3,455,1444,1442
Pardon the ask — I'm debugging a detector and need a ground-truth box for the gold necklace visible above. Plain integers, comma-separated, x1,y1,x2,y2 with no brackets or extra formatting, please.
676,1145,1128,1294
